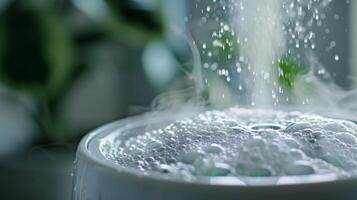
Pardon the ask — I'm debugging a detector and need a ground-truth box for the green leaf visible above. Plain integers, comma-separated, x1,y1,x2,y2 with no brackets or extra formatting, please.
277,56,307,90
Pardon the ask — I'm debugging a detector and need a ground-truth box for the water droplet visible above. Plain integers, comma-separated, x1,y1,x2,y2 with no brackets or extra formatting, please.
334,55,339,61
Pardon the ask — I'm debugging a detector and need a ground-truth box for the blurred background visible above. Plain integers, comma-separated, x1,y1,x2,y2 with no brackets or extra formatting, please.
0,0,355,199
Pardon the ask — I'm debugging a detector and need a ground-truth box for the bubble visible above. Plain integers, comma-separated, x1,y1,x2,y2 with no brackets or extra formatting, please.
180,151,203,164
289,149,305,159
250,123,285,131
203,163,231,177
284,138,300,148
159,164,173,173
285,161,315,175
204,144,224,154
323,122,347,132
336,132,357,144
322,154,343,168
285,122,311,132
247,137,266,146
249,167,272,177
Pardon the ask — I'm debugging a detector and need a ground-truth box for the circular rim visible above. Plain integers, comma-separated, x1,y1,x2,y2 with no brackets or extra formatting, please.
78,108,357,189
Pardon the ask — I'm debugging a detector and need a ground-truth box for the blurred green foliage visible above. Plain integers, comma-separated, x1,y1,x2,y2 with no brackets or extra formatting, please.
0,1,73,99
214,32,240,59
98,0,163,47
0,0,164,144
105,0,162,34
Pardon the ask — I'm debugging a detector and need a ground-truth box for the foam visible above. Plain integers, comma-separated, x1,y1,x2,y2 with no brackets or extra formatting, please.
100,108,357,181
